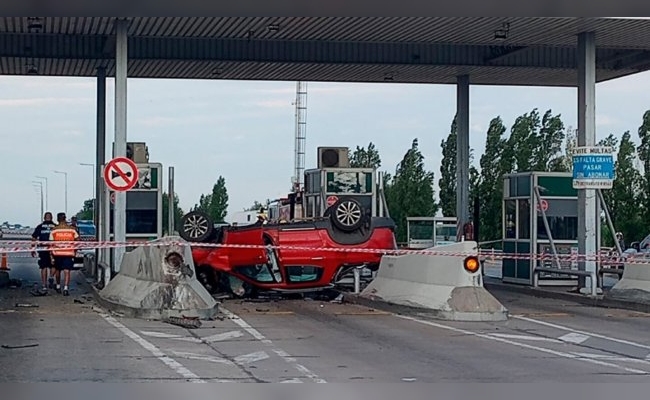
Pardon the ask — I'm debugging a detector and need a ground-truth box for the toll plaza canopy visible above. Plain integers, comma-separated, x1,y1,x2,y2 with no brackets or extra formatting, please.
1,17,650,85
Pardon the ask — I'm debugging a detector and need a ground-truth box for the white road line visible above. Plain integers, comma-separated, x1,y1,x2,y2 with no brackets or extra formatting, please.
234,351,270,365
172,351,234,365
220,307,327,383
101,314,205,383
513,315,650,351
559,333,590,345
203,330,244,343
396,314,649,375
571,352,650,365
140,330,203,343
487,333,563,343
281,378,304,383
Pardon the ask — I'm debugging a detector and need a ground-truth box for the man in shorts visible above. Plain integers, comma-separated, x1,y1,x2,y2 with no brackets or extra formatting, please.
49,212,79,296
31,212,57,293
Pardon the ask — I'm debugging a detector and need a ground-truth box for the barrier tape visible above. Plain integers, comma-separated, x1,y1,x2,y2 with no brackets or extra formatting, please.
1,239,648,265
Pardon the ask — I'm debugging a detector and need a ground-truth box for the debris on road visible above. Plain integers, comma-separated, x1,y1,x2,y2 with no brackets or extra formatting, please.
15,303,39,308
1,343,39,349
163,315,202,329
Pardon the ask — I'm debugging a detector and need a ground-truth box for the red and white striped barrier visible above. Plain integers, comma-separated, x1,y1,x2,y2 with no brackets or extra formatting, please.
2,238,649,265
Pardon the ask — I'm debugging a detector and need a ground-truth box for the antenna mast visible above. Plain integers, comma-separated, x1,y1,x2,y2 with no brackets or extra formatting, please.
293,81,308,192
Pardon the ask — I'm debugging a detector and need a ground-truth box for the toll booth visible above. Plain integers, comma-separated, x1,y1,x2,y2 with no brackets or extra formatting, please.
502,172,579,286
303,167,377,218
406,217,458,249
108,162,164,241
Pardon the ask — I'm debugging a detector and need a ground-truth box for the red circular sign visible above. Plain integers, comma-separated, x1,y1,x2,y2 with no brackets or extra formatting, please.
536,199,549,212
103,157,139,192
326,196,339,207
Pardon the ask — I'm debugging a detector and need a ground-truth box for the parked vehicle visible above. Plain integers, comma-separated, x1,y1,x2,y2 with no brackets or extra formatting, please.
74,221,96,265
178,197,397,297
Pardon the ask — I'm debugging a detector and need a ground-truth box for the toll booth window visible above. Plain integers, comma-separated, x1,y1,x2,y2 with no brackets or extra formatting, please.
504,200,517,239
110,210,157,235
409,221,434,240
518,199,531,239
326,172,372,194
436,225,457,243
537,216,578,241
286,266,323,283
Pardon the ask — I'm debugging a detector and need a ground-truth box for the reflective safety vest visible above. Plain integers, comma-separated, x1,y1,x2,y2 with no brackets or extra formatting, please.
49,226,79,257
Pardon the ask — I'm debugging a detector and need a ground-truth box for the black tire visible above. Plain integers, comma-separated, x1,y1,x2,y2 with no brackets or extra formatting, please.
179,211,214,242
330,198,366,232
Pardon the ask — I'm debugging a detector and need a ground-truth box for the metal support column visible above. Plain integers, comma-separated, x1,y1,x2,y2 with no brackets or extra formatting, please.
577,31,599,296
168,166,175,235
113,18,128,273
95,67,106,265
456,75,470,238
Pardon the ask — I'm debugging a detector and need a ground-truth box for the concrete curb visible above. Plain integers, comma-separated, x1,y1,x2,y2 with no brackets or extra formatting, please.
483,278,650,314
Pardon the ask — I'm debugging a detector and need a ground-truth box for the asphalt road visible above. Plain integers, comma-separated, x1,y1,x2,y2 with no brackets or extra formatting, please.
2,253,650,382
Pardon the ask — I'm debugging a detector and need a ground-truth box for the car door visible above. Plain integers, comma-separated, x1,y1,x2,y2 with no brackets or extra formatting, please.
223,225,268,268
277,223,328,285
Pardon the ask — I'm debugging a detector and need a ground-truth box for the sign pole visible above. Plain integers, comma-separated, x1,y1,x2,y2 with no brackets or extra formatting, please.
168,166,175,236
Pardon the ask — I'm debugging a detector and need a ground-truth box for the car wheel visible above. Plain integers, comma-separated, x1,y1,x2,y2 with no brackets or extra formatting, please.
179,211,214,242
330,198,366,232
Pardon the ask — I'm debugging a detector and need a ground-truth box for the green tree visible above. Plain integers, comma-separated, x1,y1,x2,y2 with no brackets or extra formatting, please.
438,116,457,217
245,201,266,212
607,131,644,244
387,138,438,242
162,192,184,235
193,176,229,222
76,199,94,220
638,110,650,227
349,142,382,169
477,117,508,242
596,134,619,217
533,109,565,171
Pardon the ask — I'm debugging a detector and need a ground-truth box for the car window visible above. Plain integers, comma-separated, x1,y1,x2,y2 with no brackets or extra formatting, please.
78,225,96,236
236,265,276,283
286,266,322,283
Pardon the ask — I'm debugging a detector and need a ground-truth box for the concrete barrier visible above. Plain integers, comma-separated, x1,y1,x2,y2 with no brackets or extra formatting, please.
360,241,508,321
606,257,650,303
97,236,218,320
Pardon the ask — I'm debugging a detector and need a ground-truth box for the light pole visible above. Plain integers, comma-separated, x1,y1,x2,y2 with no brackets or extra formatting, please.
53,170,68,216
79,163,95,221
32,181,44,218
35,176,48,211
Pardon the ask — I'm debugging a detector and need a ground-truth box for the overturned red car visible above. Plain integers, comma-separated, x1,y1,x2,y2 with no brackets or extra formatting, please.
178,197,397,297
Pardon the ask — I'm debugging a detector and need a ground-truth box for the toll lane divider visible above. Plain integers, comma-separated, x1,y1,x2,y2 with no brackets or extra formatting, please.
1,239,648,265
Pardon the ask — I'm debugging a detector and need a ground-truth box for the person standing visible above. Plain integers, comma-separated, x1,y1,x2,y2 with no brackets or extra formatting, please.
49,212,79,296
31,212,57,293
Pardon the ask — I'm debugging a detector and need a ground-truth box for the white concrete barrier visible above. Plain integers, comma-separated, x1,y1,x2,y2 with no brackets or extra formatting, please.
98,236,218,320
361,241,508,321
606,257,650,303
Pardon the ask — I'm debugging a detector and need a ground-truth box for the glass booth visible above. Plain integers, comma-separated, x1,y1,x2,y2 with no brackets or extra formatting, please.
502,172,579,286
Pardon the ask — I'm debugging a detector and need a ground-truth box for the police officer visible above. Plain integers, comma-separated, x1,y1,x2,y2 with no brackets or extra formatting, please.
31,212,57,293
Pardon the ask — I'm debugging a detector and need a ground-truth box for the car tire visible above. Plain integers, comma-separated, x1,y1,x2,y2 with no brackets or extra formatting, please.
179,211,214,242
330,198,366,233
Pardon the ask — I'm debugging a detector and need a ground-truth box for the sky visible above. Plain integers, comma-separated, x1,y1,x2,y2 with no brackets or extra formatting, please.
1,70,650,226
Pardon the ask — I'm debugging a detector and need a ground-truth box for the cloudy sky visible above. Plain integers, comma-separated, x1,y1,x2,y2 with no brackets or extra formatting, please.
1,70,649,226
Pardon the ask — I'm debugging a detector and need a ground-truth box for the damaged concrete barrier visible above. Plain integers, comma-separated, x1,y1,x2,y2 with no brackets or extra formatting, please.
97,236,218,320
360,241,508,322
606,257,650,303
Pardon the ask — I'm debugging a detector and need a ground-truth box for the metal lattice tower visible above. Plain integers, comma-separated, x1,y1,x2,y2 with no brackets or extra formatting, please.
293,81,308,191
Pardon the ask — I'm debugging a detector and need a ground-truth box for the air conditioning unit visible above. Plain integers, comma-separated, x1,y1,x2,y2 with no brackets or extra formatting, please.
112,142,149,163
317,147,350,168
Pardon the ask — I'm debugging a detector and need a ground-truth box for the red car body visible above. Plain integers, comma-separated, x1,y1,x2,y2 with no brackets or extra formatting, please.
187,216,397,295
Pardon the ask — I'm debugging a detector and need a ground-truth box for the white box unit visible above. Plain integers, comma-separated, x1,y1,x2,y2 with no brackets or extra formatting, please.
112,142,149,163
317,146,350,168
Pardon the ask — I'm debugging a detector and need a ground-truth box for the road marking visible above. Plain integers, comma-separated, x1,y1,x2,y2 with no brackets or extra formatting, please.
101,314,205,383
559,333,590,345
140,330,202,343
234,351,270,365
487,333,563,343
396,314,649,375
172,351,234,365
203,330,244,343
220,307,327,383
513,315,650,351
572,352,650,365
281,378,303,383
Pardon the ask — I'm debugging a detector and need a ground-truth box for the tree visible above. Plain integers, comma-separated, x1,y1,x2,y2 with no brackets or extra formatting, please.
76,199,94,220
553,125,577,172
245,201,266,212
438,116,457,217
349,142,382,169
533,109,565,171
607,131,644,244
193,176,229,222
162,192,184,235
596,134,619,218
387,138,438,242
477,117,508,241
638,110,650,227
